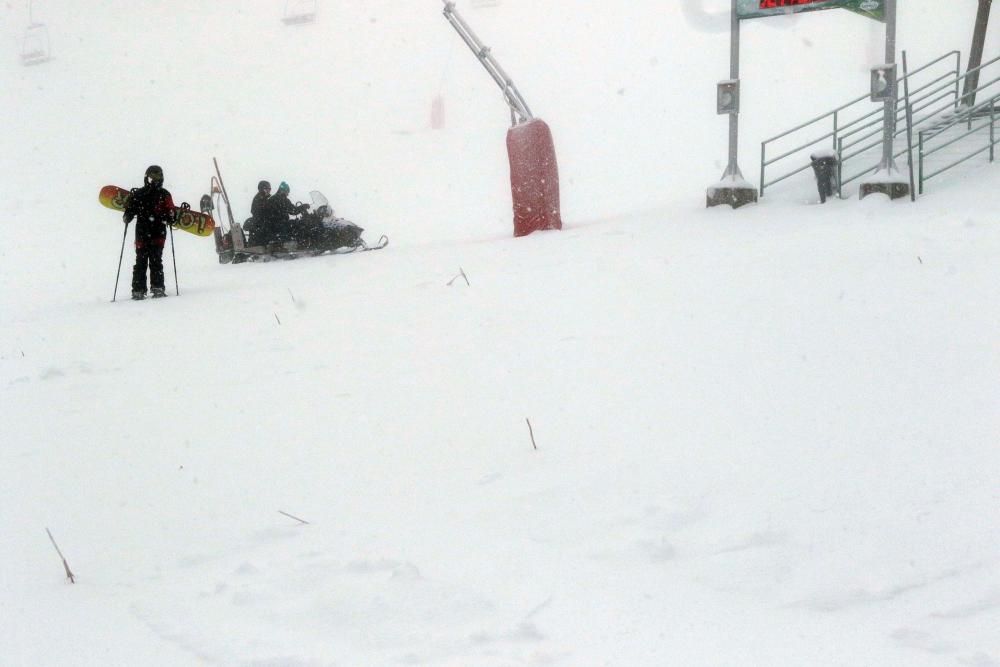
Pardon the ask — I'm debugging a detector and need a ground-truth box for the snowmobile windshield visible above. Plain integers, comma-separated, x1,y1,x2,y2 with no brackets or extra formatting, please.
309,191,334,222
309,191,329,210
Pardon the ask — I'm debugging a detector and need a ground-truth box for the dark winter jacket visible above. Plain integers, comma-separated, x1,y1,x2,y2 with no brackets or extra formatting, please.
264,192,308,242
250,191,269,220
124,185,175,238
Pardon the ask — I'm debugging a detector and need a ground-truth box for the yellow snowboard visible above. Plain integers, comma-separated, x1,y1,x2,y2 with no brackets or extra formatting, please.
99,185,215,237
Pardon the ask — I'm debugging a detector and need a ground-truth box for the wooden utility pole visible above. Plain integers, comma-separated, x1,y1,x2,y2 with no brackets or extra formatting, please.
962,0,993,106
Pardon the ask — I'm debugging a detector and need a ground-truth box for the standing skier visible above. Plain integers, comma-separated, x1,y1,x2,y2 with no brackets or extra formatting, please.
123,165,174,299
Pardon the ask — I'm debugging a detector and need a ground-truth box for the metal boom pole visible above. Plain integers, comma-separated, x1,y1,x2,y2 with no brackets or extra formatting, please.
441,0,532,125
963,0,993,106
724,0,742,179
878,0,899,172
212,157,237,230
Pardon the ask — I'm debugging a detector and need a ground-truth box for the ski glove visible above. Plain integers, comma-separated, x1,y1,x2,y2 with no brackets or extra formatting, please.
123,213,134,224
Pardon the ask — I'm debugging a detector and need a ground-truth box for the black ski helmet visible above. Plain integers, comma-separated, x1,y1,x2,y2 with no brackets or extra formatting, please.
258,180,271,193
145,165,164,187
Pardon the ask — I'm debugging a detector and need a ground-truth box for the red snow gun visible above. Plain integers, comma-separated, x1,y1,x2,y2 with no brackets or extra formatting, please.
441,1,562,238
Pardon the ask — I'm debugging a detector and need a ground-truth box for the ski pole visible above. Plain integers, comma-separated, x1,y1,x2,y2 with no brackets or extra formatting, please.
112,221,130,302
169,223,179,296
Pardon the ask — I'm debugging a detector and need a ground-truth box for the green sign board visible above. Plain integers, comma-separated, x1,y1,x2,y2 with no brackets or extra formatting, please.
736,0,885,22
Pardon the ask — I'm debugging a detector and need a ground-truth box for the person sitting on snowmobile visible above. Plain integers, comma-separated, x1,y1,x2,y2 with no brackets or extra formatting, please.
264,181,310,244
245,180,271,246
123,165,174,299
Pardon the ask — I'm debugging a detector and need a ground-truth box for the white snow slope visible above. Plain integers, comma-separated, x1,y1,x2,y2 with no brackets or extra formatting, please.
2,1,998,665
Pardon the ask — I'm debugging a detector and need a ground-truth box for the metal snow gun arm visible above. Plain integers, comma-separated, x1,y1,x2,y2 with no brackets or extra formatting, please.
441,0,533,126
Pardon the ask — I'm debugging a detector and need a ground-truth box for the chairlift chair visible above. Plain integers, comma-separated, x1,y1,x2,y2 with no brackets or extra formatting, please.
282,0,317,25
21,22,50,66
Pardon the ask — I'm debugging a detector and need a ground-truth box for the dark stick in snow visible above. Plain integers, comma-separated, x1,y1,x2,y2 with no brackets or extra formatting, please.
526,418,538,450
278,510,310,525
274,313,282,325
45,528,75,584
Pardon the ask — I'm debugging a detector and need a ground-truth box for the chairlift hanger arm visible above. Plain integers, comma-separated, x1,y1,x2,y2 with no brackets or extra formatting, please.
441,0,533,124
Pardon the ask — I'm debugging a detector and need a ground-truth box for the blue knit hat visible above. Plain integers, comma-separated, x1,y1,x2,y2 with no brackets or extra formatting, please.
278,181,290,194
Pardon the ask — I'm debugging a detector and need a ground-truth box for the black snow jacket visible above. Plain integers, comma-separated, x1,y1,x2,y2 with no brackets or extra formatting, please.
264,192,308,242
124,185,175,238
250,191,269,220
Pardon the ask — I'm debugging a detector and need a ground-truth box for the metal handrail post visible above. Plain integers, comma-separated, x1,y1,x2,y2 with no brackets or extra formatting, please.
760,143,766,196
918,130,925,194
832,110,840,197
991,97,996,162
836,148,844,199
837,136,844,198
954,50,963,109
902,51,917,201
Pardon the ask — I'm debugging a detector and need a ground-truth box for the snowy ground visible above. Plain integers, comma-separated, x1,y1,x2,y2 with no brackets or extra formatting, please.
2,1,998,665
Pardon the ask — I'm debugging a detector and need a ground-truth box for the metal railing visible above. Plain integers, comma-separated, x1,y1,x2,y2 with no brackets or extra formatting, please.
836,58,968,191
759,50,961,197
918,93,998,192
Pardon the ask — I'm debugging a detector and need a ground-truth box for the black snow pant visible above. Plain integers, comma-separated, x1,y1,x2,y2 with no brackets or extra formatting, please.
132,228,166,293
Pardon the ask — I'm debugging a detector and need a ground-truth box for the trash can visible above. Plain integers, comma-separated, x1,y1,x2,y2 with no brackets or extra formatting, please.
809,152,839,203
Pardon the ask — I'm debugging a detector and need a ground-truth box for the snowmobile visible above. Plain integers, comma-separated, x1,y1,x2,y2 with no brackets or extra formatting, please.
210,191,387,264
204,160,387,264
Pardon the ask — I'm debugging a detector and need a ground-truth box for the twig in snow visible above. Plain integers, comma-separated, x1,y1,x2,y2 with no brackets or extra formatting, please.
288,288,297,303
525,595,554,619
278,510,310,525
45,528,75,584
526,418,538,451
447,267,470,287
274,312,282,325
917,256,923,264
